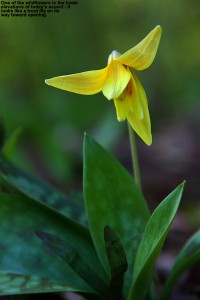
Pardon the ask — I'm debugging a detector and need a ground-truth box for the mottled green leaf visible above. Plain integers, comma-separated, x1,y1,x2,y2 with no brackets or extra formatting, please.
128,182,185,300
0,273,85,295
104,226,128,300
36,231,110,299
0,191,106,294
83,135,150,295
0,154,85,222
161,229,200,300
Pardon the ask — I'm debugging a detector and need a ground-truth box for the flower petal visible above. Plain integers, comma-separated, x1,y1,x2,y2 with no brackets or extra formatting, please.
116,25,162,70
127,74,144,119
45,68,108,95
102,60,131,100
113,96,131,122
113,73,143,121
127,74,152,145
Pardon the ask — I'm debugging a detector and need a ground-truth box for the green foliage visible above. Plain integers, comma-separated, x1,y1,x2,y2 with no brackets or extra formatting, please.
0,134,198,300
0,153,85,223
36,231,110,299
104,226,128,300
0,119,5,150
161,229,200,300
0,189,105,293
0,273,84,296
83,134,150,296
2,127,23,159
128,182,185,300
0,194,86,293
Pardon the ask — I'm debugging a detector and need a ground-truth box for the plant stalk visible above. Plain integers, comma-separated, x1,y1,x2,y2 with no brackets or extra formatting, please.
127,122,142,190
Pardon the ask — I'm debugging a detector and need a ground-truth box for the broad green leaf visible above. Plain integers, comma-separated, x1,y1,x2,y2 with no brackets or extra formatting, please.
0,154,85,223
128,182,185,300
104,226,128,300
83,134,150,295
2,127,23,158
161,229,200,300
0,191,106,294
36,231,110,299
0,273,86,295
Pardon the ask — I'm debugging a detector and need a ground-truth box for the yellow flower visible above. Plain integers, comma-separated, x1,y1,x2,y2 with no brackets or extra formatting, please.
45,25,162,145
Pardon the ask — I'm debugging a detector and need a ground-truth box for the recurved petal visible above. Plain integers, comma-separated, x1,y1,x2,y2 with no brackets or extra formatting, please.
102,60,131,100
116,25,162,70
45,67,108,95
127,73,152,145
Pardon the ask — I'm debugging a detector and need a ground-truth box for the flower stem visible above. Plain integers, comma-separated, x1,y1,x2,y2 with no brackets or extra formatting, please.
127,122,142,190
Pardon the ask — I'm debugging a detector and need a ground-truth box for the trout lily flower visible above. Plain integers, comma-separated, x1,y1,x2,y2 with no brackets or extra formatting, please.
45,25,162,145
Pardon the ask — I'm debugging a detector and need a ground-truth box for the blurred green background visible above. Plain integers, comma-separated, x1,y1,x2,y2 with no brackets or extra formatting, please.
0,0,200,215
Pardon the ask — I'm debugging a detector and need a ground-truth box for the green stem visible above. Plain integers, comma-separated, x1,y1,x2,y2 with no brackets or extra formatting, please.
127,122,142,190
